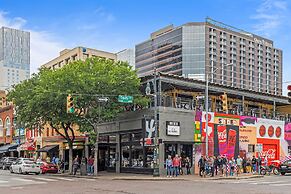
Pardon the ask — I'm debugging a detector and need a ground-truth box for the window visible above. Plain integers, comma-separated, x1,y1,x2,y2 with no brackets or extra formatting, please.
0,119,3,137
248,144,255,152
5,117,11,136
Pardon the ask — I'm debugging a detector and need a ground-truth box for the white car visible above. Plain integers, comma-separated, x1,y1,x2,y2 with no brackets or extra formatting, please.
10,159,41,175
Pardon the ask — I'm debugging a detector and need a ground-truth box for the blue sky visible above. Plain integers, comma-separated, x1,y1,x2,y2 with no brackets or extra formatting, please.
1,0,291,92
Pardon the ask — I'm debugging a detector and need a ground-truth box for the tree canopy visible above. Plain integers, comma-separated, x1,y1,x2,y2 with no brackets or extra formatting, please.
9,57,147,132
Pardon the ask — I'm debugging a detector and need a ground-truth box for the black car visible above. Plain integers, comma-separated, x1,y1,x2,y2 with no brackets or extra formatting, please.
278,159,291,175
0,157,17,170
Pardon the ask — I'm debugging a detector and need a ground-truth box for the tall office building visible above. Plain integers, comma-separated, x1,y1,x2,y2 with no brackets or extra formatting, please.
0,27,30,90
116,48,135,69
135,18,282,95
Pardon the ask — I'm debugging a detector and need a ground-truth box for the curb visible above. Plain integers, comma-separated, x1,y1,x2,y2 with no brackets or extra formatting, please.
112,177,188,181
207,175,264,180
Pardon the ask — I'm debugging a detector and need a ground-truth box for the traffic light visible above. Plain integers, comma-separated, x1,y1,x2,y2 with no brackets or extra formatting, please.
220,93,228,112
66,94,75,113
287,85,291,103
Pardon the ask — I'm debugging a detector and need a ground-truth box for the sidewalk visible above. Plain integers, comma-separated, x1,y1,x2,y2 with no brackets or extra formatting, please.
45,171,264,181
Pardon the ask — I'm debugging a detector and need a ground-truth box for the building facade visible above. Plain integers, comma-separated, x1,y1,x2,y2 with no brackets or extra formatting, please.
42,47,117,70
0,27,30,90
135,18,282,95
116,48,135,69
96,73,290,175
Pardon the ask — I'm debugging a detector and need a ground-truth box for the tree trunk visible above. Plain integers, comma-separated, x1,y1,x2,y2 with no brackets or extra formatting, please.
94,129,99,176
68,141,73,174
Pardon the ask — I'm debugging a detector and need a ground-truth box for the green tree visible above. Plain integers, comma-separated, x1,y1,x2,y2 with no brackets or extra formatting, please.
8,57,147,174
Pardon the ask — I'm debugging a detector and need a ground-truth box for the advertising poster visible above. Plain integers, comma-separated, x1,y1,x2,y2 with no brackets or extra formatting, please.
284,122,291,141
213,113,240,158
200,112,215,156
257,138,280,160
239,116,257,158
256,118,288,159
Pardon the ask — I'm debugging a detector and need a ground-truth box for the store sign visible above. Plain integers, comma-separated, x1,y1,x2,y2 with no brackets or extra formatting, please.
166,121,180,136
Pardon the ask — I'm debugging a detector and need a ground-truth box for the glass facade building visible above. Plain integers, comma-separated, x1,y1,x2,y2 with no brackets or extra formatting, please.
135,19,282,95
0,27,30,90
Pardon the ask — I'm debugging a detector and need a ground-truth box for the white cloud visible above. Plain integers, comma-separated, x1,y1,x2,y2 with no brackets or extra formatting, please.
251,0,288,36
0,11,64,74
94,6,116,22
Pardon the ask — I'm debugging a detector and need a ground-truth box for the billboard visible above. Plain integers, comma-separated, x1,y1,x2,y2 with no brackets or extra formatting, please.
213,113,240,158
239,116,257,158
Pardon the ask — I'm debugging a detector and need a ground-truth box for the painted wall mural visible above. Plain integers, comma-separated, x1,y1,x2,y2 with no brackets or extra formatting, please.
196,111,289,160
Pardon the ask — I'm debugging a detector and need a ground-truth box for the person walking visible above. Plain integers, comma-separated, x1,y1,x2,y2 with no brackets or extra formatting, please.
236,155,243,174
179,156,183,175
87,155,94,175
251,156,257,173
242,157,247,173
185,157,191,175
198,155,206,177
246,157,252,173
73,155,80,175
172,154,180,177
222,155,227,176
229,157,235,176
165,155,173,177
209,156,214,177
257,156,262,175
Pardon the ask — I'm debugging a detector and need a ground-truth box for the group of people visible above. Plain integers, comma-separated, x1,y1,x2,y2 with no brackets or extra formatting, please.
198,155,265,177
165,154,191,177
72,155,95,175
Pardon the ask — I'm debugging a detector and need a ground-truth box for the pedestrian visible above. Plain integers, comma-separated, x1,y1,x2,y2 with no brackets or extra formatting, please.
242,157,247,173
257,156,262,174
236,155,243,174
73,155,80,175
55,156,60,170
52,156,56,165
46,155,51,163
179,156,183,175
209,156,214,177
246,157,252,173
198,155,206,177
172,154,180,177
251,156,257,173
222,155,227,176
165,155,173,177
87,155,94,175
214,156,218,176
185,157,191,175
60,159,65,173
229,157,235,176
217,155,222,176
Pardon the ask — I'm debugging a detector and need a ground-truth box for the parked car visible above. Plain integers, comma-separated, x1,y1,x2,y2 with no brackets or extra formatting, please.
10,159,40,175
1,157,17,170
277,159,291,175
37,161,58,174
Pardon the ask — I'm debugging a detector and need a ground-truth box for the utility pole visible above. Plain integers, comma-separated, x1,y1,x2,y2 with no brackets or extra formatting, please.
205,73,209,157
153,67,160,177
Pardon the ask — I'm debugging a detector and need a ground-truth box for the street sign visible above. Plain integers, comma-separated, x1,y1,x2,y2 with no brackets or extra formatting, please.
118,95,133,103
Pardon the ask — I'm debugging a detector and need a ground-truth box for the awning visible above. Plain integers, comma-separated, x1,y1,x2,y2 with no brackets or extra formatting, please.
19,141,36,151
0,144,19,154
36,145,59,152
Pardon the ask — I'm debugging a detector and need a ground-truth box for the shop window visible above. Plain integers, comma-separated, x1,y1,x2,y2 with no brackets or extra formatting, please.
131,145,144,167
132,133,143,142
109,135,116,143
99,135,109,143
121,146,130,167
121,134,130,142
165,144,178,160
145,146,154,168
107,146,116,167
248,144,255,152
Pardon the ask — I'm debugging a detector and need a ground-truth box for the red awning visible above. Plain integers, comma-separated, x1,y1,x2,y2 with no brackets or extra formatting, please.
19,140,36,151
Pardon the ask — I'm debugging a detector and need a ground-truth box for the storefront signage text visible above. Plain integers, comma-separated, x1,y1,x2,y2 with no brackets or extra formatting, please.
166,121,180,136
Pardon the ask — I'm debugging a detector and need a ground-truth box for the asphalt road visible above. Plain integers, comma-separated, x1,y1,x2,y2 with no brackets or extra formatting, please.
1,170,291,194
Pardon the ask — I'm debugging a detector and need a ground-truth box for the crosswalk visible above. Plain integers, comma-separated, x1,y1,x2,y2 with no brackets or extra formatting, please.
214,176,291,187
0,175,86,187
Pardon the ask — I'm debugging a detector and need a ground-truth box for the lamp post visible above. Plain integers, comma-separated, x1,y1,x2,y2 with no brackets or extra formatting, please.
205,63,233,156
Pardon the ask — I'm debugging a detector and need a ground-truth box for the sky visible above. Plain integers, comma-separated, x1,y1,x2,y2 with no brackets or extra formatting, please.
0,0,291,92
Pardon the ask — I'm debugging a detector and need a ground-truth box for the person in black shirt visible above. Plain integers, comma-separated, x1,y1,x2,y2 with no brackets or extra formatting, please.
198,155,206,177
251,156,257,173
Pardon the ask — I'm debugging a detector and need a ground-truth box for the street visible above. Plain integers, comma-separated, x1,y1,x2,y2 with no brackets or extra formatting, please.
1,170,291,194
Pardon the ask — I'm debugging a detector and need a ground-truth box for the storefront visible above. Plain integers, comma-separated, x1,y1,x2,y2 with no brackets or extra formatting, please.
97,107,196,175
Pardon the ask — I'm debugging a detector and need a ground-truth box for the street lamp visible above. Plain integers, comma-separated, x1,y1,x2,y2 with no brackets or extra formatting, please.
205,63,233,157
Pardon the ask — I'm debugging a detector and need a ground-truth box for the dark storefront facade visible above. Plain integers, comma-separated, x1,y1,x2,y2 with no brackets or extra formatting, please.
97,107,196,175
